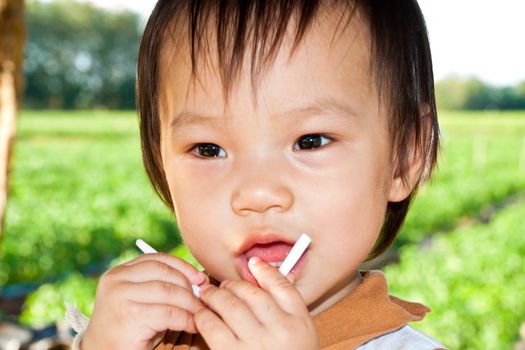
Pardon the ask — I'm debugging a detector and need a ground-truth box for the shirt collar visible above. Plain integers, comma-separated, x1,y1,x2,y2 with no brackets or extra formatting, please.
313,270,430,349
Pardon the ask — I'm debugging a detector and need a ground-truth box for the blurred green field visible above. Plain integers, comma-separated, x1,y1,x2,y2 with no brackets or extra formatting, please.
387,196,525,349
1,110,179,287
1,109,525,349
398,110,525,245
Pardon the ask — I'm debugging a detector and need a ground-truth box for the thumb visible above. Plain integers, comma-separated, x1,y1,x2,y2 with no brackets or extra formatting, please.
248,257,308,315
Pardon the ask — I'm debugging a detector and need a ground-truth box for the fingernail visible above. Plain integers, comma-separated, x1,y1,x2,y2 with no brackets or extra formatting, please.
249,256,261,267
195,271,207,283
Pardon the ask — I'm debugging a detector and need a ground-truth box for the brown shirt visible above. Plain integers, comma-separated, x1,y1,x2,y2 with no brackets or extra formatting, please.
154,270,431,350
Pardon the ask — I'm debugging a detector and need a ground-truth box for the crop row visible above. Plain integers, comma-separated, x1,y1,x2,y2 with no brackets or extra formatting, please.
385,198,525,349
398,133,525,245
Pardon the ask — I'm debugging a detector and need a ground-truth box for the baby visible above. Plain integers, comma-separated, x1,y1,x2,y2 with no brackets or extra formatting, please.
72,0,446,348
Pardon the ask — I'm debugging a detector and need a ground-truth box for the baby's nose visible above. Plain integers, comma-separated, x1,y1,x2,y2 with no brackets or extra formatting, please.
230,162,294,216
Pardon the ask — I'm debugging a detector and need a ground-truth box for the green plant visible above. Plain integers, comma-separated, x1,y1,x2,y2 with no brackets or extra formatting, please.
1,111,180,285
397,112,525,245
20,272,97,328
386,200,525,349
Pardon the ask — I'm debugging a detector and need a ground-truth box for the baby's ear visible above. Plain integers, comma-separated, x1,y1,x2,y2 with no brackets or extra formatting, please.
388,104,433,202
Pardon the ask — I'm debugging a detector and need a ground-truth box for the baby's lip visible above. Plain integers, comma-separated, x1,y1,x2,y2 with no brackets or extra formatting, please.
234,240,310,284
244,241,294,263
235,241,294,284
235,231,294,257
234,231,309,284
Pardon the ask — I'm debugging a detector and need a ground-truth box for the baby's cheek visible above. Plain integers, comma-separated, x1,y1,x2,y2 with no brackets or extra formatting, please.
179,221,232,275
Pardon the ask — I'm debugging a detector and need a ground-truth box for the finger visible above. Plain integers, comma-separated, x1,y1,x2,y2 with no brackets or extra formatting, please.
122,253,208,285
221,280,285,324
199,285,261,337
110,259,195,291
248,257,308,316
130,302,198,334
118,281,203,314
194,305,239,348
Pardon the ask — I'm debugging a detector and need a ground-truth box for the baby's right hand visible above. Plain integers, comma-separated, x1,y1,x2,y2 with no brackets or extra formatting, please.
81,253,208,350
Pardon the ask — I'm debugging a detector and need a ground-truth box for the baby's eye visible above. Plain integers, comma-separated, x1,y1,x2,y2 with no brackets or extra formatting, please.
293,134,332,151
191,143,227,158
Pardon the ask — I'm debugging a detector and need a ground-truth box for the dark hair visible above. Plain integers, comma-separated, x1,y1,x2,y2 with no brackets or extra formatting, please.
136,0,439,260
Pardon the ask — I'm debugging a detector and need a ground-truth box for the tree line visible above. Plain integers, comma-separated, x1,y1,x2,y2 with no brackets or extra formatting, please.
23,1,525,111
24,0,140,109
435,75,525,110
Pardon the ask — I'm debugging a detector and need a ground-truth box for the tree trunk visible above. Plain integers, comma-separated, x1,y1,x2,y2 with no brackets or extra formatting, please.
0,0,25,243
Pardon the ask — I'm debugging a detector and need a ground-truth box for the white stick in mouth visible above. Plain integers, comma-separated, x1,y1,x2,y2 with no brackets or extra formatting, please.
135,239,201,298
278,233,311,276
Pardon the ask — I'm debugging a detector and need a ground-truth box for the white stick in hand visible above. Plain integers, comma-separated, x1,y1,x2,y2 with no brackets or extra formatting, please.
278,233,311,276
135,239,201,298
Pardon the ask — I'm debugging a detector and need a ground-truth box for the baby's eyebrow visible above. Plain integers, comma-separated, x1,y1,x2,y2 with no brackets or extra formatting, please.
169,96,357,129
169,112,221,129
273,96,357,120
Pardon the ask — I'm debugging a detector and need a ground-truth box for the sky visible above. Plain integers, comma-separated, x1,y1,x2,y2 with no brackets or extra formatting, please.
84,0,525,86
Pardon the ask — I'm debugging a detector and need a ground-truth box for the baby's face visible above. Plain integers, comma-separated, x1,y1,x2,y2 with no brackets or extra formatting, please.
158,13,407,313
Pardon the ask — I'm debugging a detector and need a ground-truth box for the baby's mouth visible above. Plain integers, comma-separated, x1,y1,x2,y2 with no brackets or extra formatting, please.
234,241,309,284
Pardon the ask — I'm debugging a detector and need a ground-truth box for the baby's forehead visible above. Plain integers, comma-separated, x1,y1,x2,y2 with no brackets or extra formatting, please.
157,6,377,120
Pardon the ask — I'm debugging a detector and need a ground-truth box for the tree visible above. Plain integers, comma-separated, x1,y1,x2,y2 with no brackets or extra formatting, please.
0,0,25,241
24,1,141,109
463,77,494,110
435,74,469,110
435,75,525,110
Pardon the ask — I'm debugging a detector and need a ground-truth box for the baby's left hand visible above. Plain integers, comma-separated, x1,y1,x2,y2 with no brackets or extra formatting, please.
194,257,320,349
